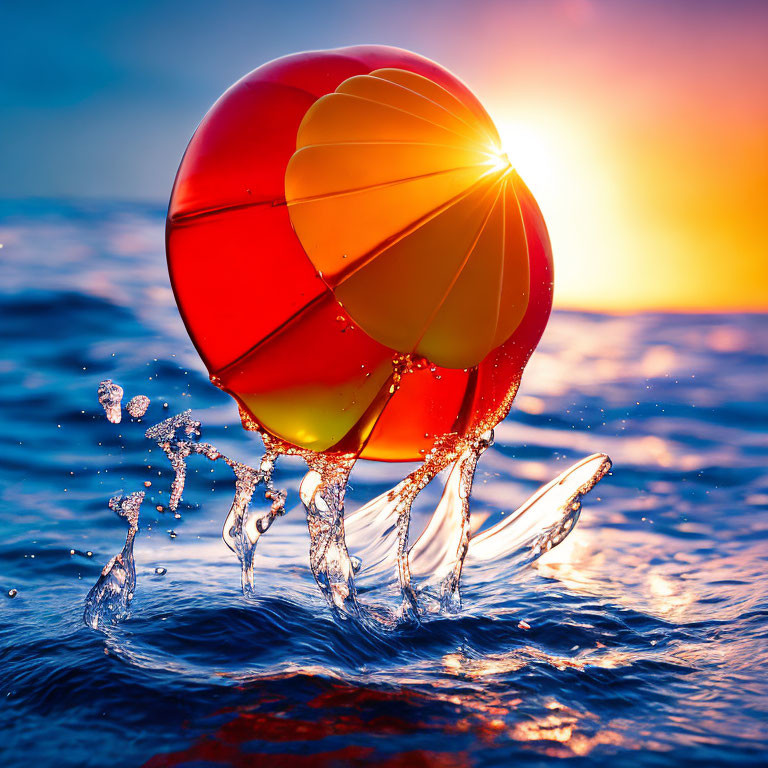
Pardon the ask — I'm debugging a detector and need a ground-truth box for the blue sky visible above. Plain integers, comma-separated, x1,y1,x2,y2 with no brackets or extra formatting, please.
2,0,765,211
1,0,494,200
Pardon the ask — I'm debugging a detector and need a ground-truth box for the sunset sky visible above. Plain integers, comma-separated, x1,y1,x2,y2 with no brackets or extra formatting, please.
2,0,766,311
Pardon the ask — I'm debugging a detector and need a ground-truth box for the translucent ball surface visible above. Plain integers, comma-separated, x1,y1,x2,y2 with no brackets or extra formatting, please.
167,45,553,461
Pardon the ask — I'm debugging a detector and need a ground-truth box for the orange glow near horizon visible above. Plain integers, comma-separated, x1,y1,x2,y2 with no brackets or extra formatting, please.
432,0,768,312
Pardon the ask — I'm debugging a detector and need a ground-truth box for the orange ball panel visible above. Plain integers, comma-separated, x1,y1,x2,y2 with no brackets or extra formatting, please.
466,173,554,435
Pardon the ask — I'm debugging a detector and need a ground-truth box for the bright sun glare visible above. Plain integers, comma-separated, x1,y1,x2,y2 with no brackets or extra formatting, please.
496,119,560,201
494,112,626,310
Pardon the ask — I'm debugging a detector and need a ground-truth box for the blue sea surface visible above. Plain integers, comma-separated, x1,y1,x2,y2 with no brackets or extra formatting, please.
1,201,767,767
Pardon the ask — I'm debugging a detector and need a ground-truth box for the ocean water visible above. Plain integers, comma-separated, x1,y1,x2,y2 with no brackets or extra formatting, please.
1,200,767,767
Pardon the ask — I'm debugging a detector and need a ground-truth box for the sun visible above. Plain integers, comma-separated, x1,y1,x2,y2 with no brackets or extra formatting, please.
495,118,560,203
492,109,629,311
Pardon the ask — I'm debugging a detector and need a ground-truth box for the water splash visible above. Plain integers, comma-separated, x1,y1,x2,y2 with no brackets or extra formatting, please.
299,455,360,617
97,379,123,423
466,452,612,571
343,433,490,619
126,394,150,418
144,410,286,594
145,410,204,511
410,433,492,612
87,382,611,629
343,438,610,621
83,491,143,630
143,410,610,624
221,455,286,595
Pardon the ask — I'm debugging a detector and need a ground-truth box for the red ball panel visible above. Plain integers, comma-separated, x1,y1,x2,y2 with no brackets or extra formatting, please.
216,294,396,454
360,365,472,461
167,205,325,372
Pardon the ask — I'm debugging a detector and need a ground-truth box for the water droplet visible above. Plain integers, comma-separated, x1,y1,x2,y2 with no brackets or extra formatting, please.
97,380,123,423
8,589,17,598
126,394,150,418
154,567,167,576
255,514,273,534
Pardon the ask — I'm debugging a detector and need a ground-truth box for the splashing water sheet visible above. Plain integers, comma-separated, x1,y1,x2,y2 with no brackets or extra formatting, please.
2,203,768,767
143,410,286,596
83,491,144,629
92,394,608,630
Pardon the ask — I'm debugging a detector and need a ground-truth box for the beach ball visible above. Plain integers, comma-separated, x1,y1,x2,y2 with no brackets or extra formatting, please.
167,45,553,461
